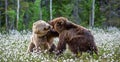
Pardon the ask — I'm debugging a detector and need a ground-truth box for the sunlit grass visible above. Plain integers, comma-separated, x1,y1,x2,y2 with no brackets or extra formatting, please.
0,27,120,62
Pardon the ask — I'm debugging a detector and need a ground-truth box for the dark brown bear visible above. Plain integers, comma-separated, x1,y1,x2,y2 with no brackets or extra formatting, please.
49,17,98,56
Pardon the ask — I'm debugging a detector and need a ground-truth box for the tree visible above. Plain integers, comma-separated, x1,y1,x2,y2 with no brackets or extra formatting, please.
90,0,95,27
50,0,52,20
5,0,8,31
0,1,1,28
72,0,80,24
17,0,20,29
0,11,1,28
40,0,42,20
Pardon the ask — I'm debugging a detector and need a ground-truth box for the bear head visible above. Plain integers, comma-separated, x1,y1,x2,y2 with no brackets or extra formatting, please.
49,17,77,33
32,20,51,37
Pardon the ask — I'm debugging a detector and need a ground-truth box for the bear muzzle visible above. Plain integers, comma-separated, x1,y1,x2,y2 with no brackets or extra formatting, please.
44,26,51,31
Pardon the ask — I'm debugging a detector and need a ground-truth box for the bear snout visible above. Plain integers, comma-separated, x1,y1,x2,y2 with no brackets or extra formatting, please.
44,26,51,31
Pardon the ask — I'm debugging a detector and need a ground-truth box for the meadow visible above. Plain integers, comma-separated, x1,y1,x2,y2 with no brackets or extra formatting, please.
0,27,120,62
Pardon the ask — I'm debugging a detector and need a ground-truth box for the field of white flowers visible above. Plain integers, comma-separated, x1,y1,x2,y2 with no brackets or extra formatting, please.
0,27,120,62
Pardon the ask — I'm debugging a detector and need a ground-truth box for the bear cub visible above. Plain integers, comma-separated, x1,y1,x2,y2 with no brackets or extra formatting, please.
27,20,59,53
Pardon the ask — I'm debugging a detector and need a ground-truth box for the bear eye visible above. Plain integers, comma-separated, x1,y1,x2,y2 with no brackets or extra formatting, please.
57,22,62,26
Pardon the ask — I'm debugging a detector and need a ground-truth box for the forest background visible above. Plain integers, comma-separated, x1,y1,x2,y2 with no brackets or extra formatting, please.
0,0,120,31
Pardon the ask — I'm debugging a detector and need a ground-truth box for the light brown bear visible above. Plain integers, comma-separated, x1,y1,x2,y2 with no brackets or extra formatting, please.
27,20,59,53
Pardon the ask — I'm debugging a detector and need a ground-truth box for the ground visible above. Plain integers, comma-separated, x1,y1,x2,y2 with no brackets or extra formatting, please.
0,27,120,62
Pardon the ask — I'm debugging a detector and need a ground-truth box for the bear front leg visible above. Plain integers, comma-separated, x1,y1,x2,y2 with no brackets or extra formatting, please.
35,42,40,52
55,39,66,56
48,44,56,53
27,42,35,52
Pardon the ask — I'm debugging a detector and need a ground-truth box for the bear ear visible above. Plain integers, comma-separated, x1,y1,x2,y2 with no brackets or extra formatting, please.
33,23,36,26
65,21,77,29
48,21,54,26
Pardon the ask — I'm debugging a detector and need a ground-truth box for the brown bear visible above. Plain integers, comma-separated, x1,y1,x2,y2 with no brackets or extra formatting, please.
27,20,59,53
49,17,98,56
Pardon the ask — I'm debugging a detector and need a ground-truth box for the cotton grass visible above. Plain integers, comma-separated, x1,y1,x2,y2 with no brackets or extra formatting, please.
0,27,120,62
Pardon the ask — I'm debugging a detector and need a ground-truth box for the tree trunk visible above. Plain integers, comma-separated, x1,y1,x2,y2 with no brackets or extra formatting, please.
17,0,20,29
0,11,1,28
50,0,52,20
5,0,8,31
72,0,80,24
90,0,95,27
40,0,42,20
0,1,1,29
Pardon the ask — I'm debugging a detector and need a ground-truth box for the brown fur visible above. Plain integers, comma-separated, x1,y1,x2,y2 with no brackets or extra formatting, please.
49,17,98,56
27,20,59,53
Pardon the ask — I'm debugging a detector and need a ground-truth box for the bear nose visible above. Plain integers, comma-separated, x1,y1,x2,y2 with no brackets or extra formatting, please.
47,26,51,29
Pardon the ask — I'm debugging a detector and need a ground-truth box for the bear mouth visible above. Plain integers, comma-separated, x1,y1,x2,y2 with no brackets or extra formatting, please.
38,36,47,40
44,28,49,31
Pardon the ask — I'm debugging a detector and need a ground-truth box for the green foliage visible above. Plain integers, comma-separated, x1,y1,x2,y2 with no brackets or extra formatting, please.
42,7,50,21
59,4,74,19
78,0,92,26
0,0,120,31
18,19,25,31
94,1,105,27
18,0,41,30
7,9,16,19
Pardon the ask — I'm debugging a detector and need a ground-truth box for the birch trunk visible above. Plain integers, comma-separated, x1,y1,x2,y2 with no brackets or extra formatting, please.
50,0,52,20
17,0,20,29
5,0,8,31
90,0,95,27
0,11,1,28
40,0,42,20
